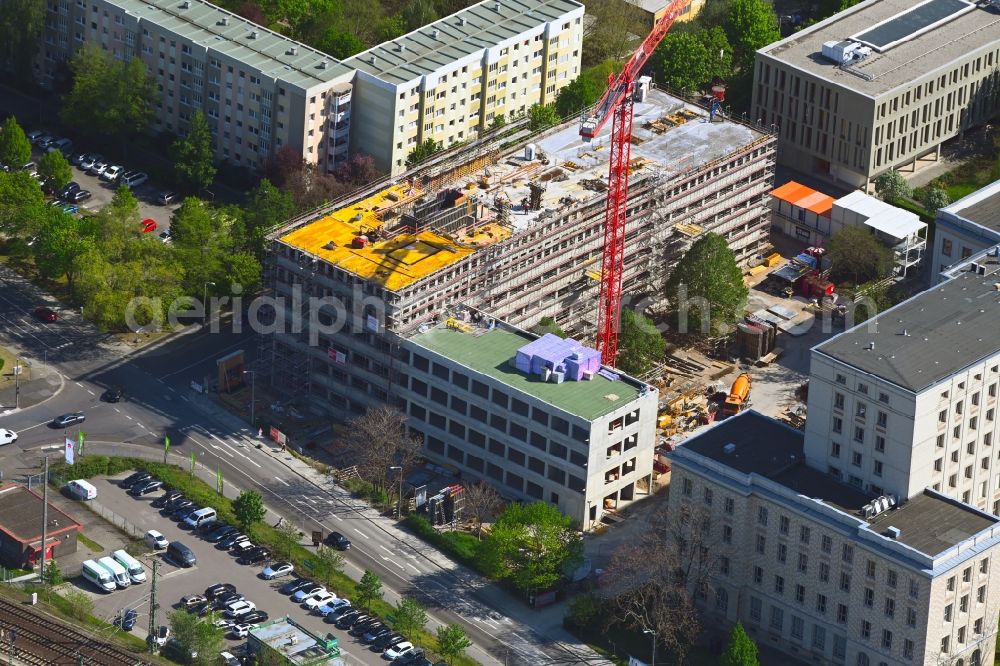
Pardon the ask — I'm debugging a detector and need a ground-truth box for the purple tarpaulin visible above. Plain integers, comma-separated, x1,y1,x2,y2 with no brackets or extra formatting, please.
514,333,601,381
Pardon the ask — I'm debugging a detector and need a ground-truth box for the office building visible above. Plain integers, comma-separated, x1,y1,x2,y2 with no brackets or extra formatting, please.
931,180,1000,282
752,0,1000,189
37,0,583,175
668,411,1000,666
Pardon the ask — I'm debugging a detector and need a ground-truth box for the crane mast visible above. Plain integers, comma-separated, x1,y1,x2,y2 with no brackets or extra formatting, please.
579,0,692,365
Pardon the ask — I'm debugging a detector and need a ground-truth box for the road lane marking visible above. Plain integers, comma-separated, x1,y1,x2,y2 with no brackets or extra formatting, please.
125,415,134,420
74,382,83,388
114,408,121,413
86,389,94,395
274,477,289,486
19,421,52,432
352,528,370,539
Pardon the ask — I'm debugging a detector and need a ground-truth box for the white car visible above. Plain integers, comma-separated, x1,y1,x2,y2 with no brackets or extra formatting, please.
292,584,326,603
383,641,416,660
153,625,170,647
316,598,351,616
261,561,294,580
224,600,256,618
303,591,336,611
144,529,168,550
214,618,235,630
219,651,240,666
228,624,253,639
0,429,17,446
88,161,108,176
100,165,124,181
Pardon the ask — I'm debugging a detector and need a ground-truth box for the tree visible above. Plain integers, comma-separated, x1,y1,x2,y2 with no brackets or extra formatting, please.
34,208,89,292
0,171,47,236
37,150,73,191
724,0,780,70
532,316,566,338
356,569,384,609
62,589,95,621
172,110,216,191
316,30,366,59
463,480,504,540
604,505,718,665
721,622,760,666
827,226,894,285
580,0,646,66
406,138,442,168
241,178,295,256
921,187,950,213
0,116,32,169
527,104,560,132
273,521,301,559
62,43,157,140
313,545,345,580
653,27,733,92
555,74,601,118
481,501,583,594
43,559,63,587
392,597,428,636
235,0,268,24
0,0,45,82
344,406,422,494
169,609,226,665
333,153,381,187
664,232,748,337
233,490,266,528
617,308,666,376
873,169,912,202
402,0,437,31
435,624,472,665
375,14,407,42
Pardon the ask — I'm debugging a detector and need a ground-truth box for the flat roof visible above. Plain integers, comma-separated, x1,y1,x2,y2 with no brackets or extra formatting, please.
835,190,925,238
940,180,1000,233
0,484,82,543
408,323,645,420
116,0,352,90
343,0,583,87
759,0,1000,97
814,268,1000,392
772,181,834,215
249,617,339,664
678,411,999,557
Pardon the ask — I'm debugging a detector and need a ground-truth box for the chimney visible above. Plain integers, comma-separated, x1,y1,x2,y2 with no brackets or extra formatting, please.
249,30,258,39
219,16,228,25
867,341,875,351
458,16,465,26
494,0,501,10
287,46,297,55
396,42,405,52
369,55,377,66
432,28,439,39
319,60,328,69
181,0,190,7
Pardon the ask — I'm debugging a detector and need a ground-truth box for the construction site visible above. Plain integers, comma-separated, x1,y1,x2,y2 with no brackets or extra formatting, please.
260,84,777,421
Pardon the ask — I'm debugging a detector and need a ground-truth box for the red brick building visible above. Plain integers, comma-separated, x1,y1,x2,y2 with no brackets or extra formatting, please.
0,483,82,569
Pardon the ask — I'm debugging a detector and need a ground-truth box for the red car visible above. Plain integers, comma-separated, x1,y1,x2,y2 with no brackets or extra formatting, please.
34,307,57,322
141,218,157,233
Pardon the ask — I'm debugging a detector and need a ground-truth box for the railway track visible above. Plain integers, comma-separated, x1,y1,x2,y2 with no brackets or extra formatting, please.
0,596,150,665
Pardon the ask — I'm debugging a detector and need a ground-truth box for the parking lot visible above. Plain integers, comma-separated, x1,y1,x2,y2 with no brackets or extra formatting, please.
72,473,392,666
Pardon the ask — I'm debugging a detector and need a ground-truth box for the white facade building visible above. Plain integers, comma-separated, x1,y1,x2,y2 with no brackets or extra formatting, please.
931,181,1000,283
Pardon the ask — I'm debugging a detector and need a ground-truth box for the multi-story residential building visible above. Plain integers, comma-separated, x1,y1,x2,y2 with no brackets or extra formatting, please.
669,410,1000,666
806,250,1000,514
342,0,584,173
619,0,705,31
931,180,1000,282
752,0,1000,189
398,316,657,526
37,0,583,175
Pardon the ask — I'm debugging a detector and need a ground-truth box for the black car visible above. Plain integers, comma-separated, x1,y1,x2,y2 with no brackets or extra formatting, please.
281,578,313,595
101,386,124,402
240,611,270,625
51,412,85,428
349,619,381,638
372,632,406,651
170,504,199,520
189,601,214,617
361,624,390,642
68,189,92,203
326,531,351,551
119,471,151,489
218,532,248,549
114,608,138,631
236,547,269,565
204,582,236,600
58,182,80,199
128,480,163,496
213,592,245,609
325,606,357,624
152,490,183,508
335,611,366,630
206,524,238,542
396,649,427,665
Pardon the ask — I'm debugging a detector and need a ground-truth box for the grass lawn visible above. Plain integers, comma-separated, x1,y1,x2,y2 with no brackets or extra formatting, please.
0,345,28,392
77,533,103,552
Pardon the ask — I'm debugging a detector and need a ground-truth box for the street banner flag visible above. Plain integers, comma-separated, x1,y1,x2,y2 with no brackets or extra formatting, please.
64,437,75,465
78,431,86,458
164,436,171,454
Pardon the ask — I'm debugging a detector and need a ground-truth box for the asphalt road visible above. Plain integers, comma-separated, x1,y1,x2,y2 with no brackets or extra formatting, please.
0,262,606,666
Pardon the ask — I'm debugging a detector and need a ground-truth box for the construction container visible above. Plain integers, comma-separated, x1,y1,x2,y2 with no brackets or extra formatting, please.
737,322,766,360
764,252,783,267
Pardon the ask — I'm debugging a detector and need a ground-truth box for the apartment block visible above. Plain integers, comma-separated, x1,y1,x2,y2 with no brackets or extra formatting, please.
669,411,1000,666
931,181,1000,282
37,0,582,175
397,318,657,526
752,0,1000,189
343,0,584,174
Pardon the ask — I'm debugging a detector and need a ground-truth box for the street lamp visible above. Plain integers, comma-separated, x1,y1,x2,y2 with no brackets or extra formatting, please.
644,629,656,666
243,370,256,430
389,466,403,519
13,357,20,409
203,281,216,326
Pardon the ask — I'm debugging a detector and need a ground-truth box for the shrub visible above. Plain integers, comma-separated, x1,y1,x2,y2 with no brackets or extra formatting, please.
404,515,485,572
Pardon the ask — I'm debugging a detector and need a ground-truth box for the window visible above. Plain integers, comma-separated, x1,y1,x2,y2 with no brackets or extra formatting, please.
981,559,989,575
724,497,734,515
948,576,956,591
941,636,950,654
834,392,844,410
813,625,826,650
703,488,713,506
864,588,874,608
715,587,728,611
816,594,827,614
837,603,848,623
820,562,830,582
881,630,892,650
795,584,805,603
723,525,733,543
866,560,876,578
975,617,983,634
856,402,867,419
798,553,808,573
758,507,769,526
750,597,762,622
909,578,919,599
944,604,953,621
774,575,785,594
842,544,854,564
854,426,865,443
878,392,889,404
963,566,972,583
877,411,887,427
831,442,841,457
874,460,883,477
822,535,832,554
958,626,966,643
836,373,846,384
779,515,790,534
884,598,895,619
942,238,953,256
778,543,787,563
887,569,897,589
720,556,730,575
682,478,692,496
840,572,851,592
960,594,969,612
833,417,843,434
753,566,763,584
906,607,917,627
800,526,811,543
791,616,804,640
875,435,885,452
756,534,766,554
940,409,948,423
861,620,871,640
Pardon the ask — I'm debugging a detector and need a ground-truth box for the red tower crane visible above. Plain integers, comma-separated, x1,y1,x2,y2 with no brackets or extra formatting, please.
579,0,691,365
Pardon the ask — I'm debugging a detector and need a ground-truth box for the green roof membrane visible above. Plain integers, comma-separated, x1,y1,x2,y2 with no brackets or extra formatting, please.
410,326,642,421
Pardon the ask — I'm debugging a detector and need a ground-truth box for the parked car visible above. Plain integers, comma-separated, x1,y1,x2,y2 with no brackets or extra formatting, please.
121,171,149,188
145,530,168,550
101,165,125,181
240,611,269,625
33,307,57,322
58,182,80,199
384,642,417,661
87,161,108,176
213,592,245,609
67,189,91,203
316,598,350,616
361,623,389,642
237,547,270,565
396,651,428,666
303,591,337,612
334,611,367,630
153,625,170,647
230,540,255,556
349,618,381,637
151,491,180,509
0,429,18,446
157,191,177,205
48,138,73,155
204,583,236,600
326,531,351,550
180,594,207,608
30,132,52,147
128,479,164,496
114,608,138,631
60,204,79,215
141,218,157,233
52,412,85,428
228,624,253,639
189,600,213,616
206,525,239,543
172,505,202,522
70,152,87,165
292,584,327,603
119,471,152,489
281,578,313,595
372,632,406,652
224,602,257,619
218,532,248,549
214,618,236,630
162,494,189,509
159,229,172,243
27,130,48,144
262,561,294,580
219,650,240,666
101,386,124,403
79,154,102,170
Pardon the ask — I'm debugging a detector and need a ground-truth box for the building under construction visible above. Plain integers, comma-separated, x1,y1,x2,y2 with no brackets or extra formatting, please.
261,84,776,419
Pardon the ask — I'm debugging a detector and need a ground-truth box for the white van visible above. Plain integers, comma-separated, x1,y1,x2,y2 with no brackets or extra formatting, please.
98,556,131,589
81,559,116,592
112,549,146,584
183,507,217,529
66,479,97,500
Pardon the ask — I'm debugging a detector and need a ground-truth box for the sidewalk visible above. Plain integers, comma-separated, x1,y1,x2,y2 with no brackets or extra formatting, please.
0,357,64,414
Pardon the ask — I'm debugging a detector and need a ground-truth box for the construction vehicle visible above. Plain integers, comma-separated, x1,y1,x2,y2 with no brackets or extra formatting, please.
578,0,692,365
722,373,752,417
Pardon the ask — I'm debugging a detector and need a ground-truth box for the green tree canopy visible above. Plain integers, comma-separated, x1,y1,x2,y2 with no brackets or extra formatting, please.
481,501,583,593
555,75,601,118
724,0,780,70
435,624,472,665
827,226,894,285
242,178,295,257
921,187,950,212
171,110,216,191
62,43,157,139
528,104,560,131
392,597,428,636
168,609,226,665
873,169,912,202
0,116,32,169
232,490,266,528
653,27,733,92
402,0,437,31
664,232,748,336
617,309,666,376
406,138,443,169
721,622,760,666
34,208,90,292
0,0,45,82
312,545,346,580
0,171,47,236
316,30,366,59
356,569,384,609
38,150,73,191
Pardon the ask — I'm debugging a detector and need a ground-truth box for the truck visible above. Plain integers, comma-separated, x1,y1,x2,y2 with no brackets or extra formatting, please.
722,373,752,417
